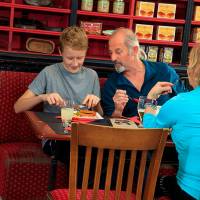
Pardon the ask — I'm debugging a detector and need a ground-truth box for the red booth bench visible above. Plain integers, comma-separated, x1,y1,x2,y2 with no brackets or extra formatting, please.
0,71,67,200
0,70,107,200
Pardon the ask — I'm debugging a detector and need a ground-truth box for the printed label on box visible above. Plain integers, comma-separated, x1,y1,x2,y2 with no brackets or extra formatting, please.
80,21,102,35
135,1,155,17
157,3,176,19
135,24,153,40
156,26,176,41
194,6,200,21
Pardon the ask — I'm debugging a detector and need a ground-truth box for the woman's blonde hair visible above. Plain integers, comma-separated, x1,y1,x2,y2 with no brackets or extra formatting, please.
60,26,88,52
188,44,200,86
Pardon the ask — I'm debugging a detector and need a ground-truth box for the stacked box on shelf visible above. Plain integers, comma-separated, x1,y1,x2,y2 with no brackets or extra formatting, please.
135,1,155,17
135,24,153,40
157,3,176,19
156,26,176,41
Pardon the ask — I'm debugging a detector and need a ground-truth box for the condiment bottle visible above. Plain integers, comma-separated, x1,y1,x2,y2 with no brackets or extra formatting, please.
113,0,125,14
97,0,110,13
81,0,93,11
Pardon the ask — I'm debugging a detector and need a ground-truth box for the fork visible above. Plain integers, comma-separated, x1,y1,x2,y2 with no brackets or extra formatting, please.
128,96,139,103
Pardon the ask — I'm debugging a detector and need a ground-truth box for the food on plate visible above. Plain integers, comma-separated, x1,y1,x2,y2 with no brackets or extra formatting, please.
75,109,96,117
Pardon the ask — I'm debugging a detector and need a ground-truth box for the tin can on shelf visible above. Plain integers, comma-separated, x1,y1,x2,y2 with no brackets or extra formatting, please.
159,47,174,63
97,0,110,13
113,0,125,14
146,46,158,62
81,0,93,11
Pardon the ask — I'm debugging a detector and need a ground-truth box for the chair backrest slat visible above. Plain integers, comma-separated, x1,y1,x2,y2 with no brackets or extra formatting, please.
92,148,103,199
136,151,147,200
143,134,168,199
69,123,169,200
115,150,126,200
81,147,92,200
104,150,115,199
125,150,136,200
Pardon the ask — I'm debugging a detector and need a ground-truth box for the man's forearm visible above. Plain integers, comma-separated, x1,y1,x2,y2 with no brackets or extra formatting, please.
111,109,123,117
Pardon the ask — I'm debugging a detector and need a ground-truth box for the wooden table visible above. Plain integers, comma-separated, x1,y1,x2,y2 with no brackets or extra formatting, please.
25,111,72,190
25,111,175,190
25,111,174,147
25,111,71,141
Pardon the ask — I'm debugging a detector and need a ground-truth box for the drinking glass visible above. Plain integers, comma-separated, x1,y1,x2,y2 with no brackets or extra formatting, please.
61,99,75,126
156,105,161,115
137,96,146,123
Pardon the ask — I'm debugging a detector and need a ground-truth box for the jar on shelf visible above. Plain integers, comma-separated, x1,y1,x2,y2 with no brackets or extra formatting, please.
97,0,110,13
81,0,93,12
113,0,125,14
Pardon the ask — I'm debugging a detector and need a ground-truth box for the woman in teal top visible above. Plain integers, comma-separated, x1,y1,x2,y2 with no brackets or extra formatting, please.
143,45,200,200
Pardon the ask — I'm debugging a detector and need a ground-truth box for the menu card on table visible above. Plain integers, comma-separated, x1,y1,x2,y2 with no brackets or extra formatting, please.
110,118,138,129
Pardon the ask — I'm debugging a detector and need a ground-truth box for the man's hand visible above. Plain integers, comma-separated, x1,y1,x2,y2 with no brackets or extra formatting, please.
147,82,173,100
112,89,129,116
40,93,65,107
82,94,100,109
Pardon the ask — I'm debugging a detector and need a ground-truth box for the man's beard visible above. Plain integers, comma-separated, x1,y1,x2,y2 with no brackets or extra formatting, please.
114,62,126,73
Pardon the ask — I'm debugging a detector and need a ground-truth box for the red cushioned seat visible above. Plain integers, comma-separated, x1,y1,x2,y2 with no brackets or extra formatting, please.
49,189,136,200
0,71,67,200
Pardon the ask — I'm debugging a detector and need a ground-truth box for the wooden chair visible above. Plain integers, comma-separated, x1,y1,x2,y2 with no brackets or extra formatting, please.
47,123,169,200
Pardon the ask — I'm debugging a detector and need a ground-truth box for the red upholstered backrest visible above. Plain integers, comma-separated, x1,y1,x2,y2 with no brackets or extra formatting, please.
0,71,107,144
0,71,39,143
99,77,107,88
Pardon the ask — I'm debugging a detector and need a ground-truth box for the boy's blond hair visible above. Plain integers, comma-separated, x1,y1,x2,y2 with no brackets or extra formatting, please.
188,44,200,86
60,26,88,52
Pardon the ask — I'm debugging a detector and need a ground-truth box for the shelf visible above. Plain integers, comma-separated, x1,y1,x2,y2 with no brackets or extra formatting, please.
0,2,11,7
188,42,199,47
8,49,60,57
139,40,183,47
86,55,111,61
170,63,181,67
0,0,193,67
12,27,61,36
77,10,130,19
132,16,185,25
87,34,109,40
191,21,200,25
14,4,71,13
0,26,10,31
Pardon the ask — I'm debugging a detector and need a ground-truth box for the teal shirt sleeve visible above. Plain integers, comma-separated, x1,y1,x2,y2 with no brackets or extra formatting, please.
143,97,178,128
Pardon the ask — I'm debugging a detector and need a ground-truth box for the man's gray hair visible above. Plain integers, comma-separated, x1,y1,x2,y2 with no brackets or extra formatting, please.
124,33,147,60
111,28,147,59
